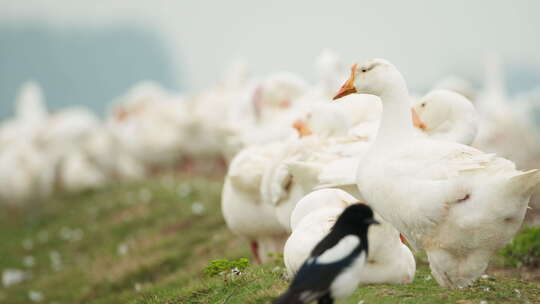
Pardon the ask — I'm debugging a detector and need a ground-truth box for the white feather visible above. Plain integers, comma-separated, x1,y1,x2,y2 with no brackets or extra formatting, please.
316,235,360,264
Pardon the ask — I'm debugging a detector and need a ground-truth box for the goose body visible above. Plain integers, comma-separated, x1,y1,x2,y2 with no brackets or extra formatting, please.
221,143,290,263
0,141,56,204
58,150,108,193
284,207,345,277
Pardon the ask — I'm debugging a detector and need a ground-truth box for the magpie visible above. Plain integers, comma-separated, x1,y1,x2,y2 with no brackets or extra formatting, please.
273,204,379,304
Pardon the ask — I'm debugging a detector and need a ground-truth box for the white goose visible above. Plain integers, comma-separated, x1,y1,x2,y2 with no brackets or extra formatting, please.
57,150,108,193
284,189,416,284
83,127,145,181
0,82,48,148
221,142,292,264
220,72,309,160
412,89,478,145
108,82,191,170
222,95,366,261
332,58,540,288
0,140,56,205
220,71,319,262
14,81,48,124
261,101,369,231
472,54,540,170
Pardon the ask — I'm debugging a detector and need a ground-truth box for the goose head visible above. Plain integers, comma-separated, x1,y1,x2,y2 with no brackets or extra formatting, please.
292,103,351,138
261,73,308,109
332,59,427,132
413,89,478,145
333,59,406,99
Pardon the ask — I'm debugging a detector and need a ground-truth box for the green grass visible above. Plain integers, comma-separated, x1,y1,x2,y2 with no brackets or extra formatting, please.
500,226,540,268
0,176,539,304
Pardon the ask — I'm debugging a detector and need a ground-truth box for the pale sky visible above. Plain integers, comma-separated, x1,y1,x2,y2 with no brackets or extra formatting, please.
1,0,540,92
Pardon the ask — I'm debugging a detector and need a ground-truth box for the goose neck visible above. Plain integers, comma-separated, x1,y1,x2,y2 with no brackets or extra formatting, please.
373,88,414,152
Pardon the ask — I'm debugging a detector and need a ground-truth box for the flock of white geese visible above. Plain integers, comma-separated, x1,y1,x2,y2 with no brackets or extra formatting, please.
220,52,540,289
1,50,540,289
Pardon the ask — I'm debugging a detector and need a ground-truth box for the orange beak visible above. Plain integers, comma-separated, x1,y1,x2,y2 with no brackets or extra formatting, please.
292,119,313,137
115,109,128,121
399,234,407,244
279,99,291,108
333,64,358,100
411,108,427,130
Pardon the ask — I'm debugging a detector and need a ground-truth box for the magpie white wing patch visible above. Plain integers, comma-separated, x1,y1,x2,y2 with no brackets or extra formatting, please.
316,235,360,264
330,251,366,299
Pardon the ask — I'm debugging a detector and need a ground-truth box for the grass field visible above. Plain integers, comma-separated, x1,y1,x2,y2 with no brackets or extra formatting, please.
1,176,539,304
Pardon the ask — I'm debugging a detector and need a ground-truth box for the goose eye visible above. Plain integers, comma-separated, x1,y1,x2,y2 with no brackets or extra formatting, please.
421,102,426,107
361,69,367,73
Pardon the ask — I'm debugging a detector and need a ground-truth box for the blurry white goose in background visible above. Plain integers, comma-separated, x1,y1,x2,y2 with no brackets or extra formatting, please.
108,82,193,171
0,81,148,205
253,73,309,122
188,62,254,163
0,140,56,205
57,149,108,193
221,81,368,261
220,50,350,162
37,106,101,149
284,189,416,284
221,72,309,154
0,83,56,205
35,107,109,193
470,55,540,226
221,142,292,264
0,82,48,148
81,127,145,181
15,81,48,123
332,58,540,288
473,54,540,168
412,89,479,145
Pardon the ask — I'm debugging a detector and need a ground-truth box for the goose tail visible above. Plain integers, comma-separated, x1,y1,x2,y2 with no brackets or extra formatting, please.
507,169,540,197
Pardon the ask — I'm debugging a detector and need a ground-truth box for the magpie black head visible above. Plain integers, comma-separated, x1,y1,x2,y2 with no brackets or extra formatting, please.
333,203,379,236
